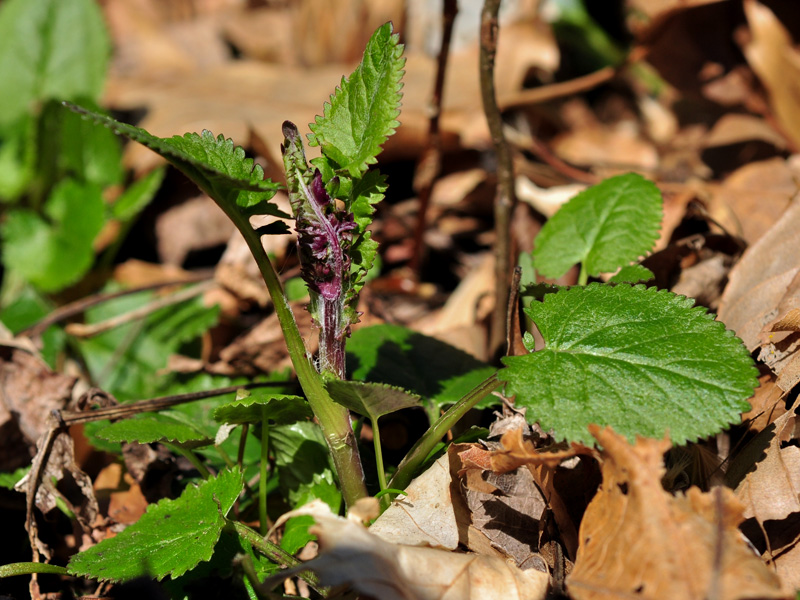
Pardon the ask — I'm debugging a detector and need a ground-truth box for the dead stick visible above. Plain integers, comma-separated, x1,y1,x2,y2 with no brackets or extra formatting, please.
64,280,216,338
21,273,212,338
480,0,516,357
409,0,458,274
58,381,295,426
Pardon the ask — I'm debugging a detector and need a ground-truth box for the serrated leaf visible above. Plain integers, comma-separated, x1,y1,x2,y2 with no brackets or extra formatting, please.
213,393,311,425
64,104,288,220
67,467,243,582
347,324,499,413
307,22,405,176
0,0,109,126
498,284,758,445
1,179,105,291
608,264,655,284
326,380,421,421
96,413,210,446
533,173,663,279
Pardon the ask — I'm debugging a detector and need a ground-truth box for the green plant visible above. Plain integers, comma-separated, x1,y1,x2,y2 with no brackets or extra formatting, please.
1,21,759,599
0,0,164,303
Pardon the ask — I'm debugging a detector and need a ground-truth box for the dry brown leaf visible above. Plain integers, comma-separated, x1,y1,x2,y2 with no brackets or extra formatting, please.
15,430,99,534
742,0,800,149
717,196,800,345
627,0,724,20
156,194,234,266
265,501,550,600
707,157,800,246
703,113,788,150
736,406,800,523
0,346,77,471
741,372,788,432
460,451,547,568
567,425,789,600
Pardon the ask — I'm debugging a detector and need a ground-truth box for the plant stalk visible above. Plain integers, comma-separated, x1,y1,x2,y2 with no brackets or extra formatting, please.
480,0,516,357
224,208,367,508
259,408,270,536
388,372,501,491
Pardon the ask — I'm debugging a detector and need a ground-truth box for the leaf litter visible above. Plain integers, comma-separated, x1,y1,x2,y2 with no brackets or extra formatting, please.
5,0,800,598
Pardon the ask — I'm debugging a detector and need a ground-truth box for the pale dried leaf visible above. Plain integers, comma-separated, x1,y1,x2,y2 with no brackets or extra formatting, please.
265,507,550,600
567,426,789,600
370,454,460,550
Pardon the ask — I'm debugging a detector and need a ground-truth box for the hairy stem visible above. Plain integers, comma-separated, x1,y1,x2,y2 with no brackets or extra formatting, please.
223,207,366,508
480,0,516,357
388,373,501,491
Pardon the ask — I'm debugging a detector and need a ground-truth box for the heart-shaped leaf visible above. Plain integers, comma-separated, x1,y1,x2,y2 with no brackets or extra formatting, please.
326,380,421,421
499,284,758,444
533,173,662,280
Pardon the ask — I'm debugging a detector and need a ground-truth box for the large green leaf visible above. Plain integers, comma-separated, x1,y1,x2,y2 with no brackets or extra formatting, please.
347,324,499,414
307,22,405,177
64,104,288,221
2,179,105,291
0,0,109,126
499,284,758,444
533,173,662,279
68,467,243,582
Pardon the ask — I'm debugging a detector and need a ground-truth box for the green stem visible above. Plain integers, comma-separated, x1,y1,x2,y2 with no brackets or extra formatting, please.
0,562,68,579
222,208,367,508
578,264,588,286
259,409,270,536
230,521,321,591
388,372,501,491
164,443,211,479
371,419,390,511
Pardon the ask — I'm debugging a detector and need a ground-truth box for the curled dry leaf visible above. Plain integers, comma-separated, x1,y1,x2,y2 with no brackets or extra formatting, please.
264,500,550,600
567,426,789,600
718,197,800,392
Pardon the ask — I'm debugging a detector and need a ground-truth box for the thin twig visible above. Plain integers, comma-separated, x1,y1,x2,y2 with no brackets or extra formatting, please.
408,0,458,275
64,280,216,338
58,381,295,426
499,66,616,110
21,273,212,338
480,0,516,357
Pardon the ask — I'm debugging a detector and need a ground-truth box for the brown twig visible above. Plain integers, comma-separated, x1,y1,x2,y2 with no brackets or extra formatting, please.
480,0,516,358
57,381,295,426
408,0,458,275
21,273,213,338
498,66,616,110
64,280,216,338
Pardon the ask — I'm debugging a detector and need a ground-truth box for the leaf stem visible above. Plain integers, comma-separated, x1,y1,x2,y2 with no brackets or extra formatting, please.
164,442,211,479
371,419,389,511
259,408,270,536
0,562,68,579
222,208,367,508
578,264,588,286
388,372,501,491
229,520,321,591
